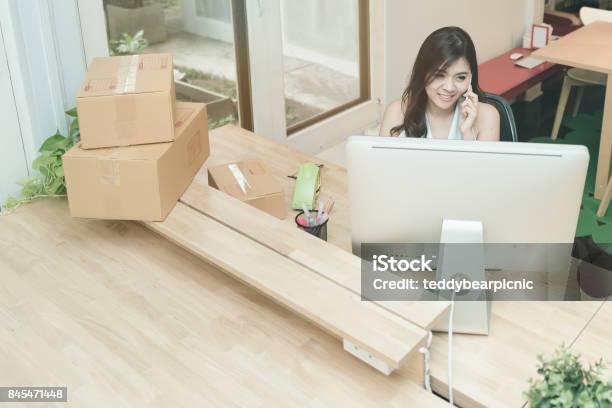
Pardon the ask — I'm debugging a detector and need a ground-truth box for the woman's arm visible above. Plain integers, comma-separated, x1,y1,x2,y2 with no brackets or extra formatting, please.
475,102,500,141
379,100,404,136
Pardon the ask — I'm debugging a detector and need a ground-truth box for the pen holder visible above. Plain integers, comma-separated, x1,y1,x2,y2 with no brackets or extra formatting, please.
295,211,328,241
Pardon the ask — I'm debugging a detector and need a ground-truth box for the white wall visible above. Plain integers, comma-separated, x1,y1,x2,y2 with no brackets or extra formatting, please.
0,21,28,207
0,0,88,205
384,0,542,104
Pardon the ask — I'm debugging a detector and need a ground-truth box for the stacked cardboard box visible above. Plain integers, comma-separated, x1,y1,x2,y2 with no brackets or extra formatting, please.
63,53,209,221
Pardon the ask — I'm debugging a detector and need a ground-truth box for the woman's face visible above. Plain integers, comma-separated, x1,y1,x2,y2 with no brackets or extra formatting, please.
425,57,472,111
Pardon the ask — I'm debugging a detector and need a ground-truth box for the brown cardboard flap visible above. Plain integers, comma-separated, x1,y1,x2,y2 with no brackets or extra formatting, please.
77,53,173,98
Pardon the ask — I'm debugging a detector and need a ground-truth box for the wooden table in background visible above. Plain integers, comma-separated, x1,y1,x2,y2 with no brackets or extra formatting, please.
533,21,612,200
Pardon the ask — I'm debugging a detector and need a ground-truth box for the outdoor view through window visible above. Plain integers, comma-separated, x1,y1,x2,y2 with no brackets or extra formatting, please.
102,0,363,133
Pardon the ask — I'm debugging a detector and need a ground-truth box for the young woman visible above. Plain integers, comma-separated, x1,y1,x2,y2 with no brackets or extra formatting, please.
380,27,500,140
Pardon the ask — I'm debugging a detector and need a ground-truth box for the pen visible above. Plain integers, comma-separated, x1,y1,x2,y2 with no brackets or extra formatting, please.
316,201,324,223
302,204,312,226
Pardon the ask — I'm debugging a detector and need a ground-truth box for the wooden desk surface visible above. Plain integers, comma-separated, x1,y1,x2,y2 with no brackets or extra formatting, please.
532,22,612,73
0,199,448,407
571,301,612,378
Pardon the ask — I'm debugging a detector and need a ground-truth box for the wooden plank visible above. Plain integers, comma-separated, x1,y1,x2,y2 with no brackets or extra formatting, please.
144,202,430,370
180,182,449,331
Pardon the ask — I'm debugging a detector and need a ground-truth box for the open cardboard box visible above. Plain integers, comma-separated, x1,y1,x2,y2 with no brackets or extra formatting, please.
208,159,287,220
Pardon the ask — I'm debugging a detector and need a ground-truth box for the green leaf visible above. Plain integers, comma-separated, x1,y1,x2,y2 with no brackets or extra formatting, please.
45,177,63,195
4,196,20,210
32,153,52,172
68,118,80,143
39,131,68,153
65,107,78,118
16,176,37,187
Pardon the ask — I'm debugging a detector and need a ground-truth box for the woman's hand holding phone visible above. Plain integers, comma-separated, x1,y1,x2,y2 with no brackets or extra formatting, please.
459,84,479,140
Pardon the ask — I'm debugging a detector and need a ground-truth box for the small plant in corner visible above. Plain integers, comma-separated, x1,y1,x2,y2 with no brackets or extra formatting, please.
2,108,80,214
110,30,149,56
525,345,612,407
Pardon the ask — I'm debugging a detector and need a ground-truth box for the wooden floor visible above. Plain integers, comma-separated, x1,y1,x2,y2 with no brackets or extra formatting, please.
0,199,447,407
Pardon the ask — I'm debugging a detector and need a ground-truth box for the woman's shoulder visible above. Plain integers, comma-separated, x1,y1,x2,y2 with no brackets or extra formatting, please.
387,100,404,115
380,100,405,136
477,101,499,118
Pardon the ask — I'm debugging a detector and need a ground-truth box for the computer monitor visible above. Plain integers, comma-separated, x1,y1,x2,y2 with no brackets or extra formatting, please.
346,136,589,333
347,136,588,249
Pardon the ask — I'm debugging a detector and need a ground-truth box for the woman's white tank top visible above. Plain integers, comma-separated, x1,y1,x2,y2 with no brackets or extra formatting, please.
398,104,463,139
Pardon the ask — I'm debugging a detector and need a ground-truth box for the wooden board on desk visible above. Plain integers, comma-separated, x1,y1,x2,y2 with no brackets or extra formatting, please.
180,182,449,331
144,201,429,370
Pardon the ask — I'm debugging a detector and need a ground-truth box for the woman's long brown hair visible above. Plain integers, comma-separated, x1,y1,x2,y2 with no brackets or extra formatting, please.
390,27,486,137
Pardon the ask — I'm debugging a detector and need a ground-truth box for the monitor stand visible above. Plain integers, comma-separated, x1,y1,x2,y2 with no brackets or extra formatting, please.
432,219,491,335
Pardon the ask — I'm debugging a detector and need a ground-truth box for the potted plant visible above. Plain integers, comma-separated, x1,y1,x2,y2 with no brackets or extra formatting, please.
2,109,79,214
525,345,612,407
110,30,149,56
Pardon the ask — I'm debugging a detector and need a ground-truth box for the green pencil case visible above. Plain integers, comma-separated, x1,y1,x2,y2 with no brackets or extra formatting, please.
291,163,320,211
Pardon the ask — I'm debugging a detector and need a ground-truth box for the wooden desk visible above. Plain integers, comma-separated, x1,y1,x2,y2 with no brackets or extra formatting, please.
533,21,612,200
0,199,447,407
6,126,607,406
166,125,606,407
571,300,612,378
479,47,561,101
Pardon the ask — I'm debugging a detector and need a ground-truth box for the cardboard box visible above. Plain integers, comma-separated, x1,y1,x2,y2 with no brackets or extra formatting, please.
77,53,176,149
208,160,287,219
63,102,209,221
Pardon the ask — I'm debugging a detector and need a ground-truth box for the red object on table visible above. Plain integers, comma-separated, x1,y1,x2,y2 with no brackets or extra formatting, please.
478,47,562,101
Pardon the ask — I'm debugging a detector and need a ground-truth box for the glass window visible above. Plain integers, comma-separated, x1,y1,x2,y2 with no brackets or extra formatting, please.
103,0,242,129
280,0,369,133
